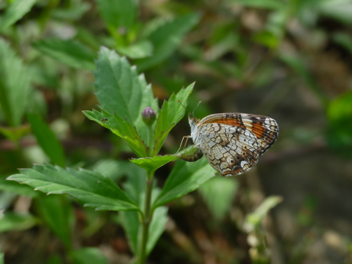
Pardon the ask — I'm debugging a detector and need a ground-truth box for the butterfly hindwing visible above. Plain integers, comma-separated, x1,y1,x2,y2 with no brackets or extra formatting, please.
194,113,279,176
197,122,260,176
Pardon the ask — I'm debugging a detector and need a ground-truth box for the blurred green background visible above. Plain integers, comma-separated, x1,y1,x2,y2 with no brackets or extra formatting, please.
1,0,352,263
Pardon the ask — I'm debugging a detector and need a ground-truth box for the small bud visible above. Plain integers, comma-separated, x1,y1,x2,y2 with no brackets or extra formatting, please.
142,107,156,126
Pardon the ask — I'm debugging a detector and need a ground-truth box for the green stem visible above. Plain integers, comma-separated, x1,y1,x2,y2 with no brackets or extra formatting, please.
147,124,154,155
138,170,154,264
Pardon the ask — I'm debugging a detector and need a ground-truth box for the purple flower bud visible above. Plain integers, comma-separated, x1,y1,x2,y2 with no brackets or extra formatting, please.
142,107,156,126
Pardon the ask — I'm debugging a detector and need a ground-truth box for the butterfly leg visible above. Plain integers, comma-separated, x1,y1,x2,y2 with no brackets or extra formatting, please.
176,135,191,153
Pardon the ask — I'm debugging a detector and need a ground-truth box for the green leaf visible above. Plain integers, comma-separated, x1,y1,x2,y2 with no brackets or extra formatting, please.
0,212,38,232
27,113,66,167
0,0,36,32
326,91,352,157
117,40,153,59
119,205,168,255
92,159,137,181
153,83,194,155
0,177,38,197
253,31,280,48
177,145,202,161
118,165,145,254
320,0,352,25
122,164,147,204
147,206,168,255
333,32,352,54
52,0,91,20
46,255,63,264
0,247,3,264
199,177,238,219
71,247,108,264
244,196,282,232
130,155,179,172
95,0,137,30
135,13,201,71
119,167,167,256
234,0,284,9
35,194,72,249
32,39,96,70
93,47,158,145
0,38,32,126
153,158,215,209
7,164,139,212
83,109,148,157
0,124,31,143
119,211,139,253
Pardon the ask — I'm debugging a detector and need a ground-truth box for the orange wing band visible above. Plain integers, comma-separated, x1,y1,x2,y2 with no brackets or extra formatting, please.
251,122,265,139
211,119,245,128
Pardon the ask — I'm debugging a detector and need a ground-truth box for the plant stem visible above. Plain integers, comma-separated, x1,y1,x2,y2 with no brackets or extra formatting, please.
138,170,155,264
147,125,154,155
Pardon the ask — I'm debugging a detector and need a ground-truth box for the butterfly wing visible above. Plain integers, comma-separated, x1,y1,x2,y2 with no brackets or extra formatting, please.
197,113,278,176
240,114,279,154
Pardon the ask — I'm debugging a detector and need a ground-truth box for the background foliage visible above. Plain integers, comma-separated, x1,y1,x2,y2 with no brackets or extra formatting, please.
1,0,352,263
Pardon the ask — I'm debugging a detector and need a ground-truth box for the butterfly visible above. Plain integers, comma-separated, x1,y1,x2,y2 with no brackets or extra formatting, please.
181,112,279,176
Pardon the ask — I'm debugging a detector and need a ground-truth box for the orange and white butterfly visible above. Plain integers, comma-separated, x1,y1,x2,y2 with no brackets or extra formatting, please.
181,112,279,176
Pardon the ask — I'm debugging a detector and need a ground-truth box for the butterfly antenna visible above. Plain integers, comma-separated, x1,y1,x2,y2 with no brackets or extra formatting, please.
178,100,192,115
192,101,202,117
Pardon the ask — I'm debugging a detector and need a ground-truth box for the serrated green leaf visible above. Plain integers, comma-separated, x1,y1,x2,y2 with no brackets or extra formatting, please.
0,38,32,126
130,155,179,172
83,109,148,157
0,212,38,232
96,0,137,30
153,158,215,209
7,164,139,212
199,177,238,219
32,39,96,70
94,47,158,145
135,13,201,71
117,40,153,59
0,177,38,197
35,194,72,249
71,247,108,264
153,83,194,155
27,113,66,167
0,0,36,32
